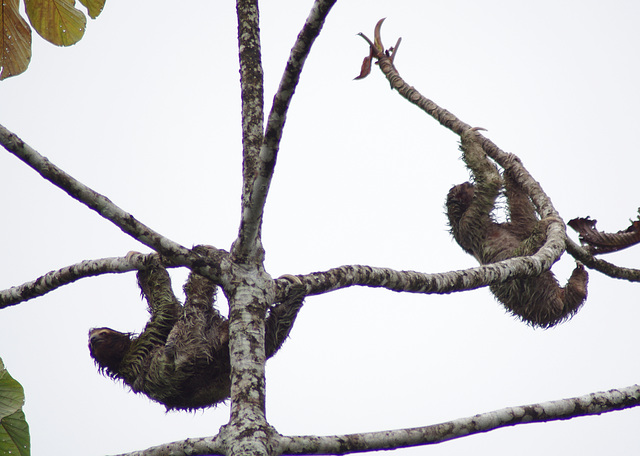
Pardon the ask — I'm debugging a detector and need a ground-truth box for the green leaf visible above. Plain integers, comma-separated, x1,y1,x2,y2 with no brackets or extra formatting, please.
0,359,29,456
25,0,86,46
0,409,30,456
78,0,106,19
0,0,33,80
0,358,25,419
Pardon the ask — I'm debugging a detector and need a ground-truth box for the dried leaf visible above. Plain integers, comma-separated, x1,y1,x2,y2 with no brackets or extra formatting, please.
0,0,32,80
569,214,640,254
354,53,373,80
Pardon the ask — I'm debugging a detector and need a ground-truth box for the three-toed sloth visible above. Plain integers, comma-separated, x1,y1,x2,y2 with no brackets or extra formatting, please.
446,130,588,328
89,257,305,410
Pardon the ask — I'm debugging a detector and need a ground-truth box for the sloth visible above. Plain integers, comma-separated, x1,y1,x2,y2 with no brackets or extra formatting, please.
89,257,305,410
445,130,588,328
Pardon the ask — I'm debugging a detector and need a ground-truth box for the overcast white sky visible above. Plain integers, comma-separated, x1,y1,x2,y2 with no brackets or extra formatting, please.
1,1,639,455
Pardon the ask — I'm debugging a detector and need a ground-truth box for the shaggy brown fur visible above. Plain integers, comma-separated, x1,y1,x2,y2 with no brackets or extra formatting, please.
89,257,305,410
445,130,588,328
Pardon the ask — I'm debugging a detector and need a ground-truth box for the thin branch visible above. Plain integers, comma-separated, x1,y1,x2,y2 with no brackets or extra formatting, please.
0,124,192,262
375,51,561,219
0,254,149,309
278,384,640,454
0,248,238,308
261,0,337,170
358,23,561,220
566,239,640,282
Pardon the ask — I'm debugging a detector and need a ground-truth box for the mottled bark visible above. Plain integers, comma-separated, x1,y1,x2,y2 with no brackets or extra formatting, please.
115,384,640,456
232,0,336,265
0,124,192,261
277,384,640,454
233,0,266,265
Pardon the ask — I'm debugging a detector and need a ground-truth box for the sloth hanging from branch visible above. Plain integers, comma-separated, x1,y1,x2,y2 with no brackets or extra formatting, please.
355,20,589,328
445,129,589,328
88,250,306,410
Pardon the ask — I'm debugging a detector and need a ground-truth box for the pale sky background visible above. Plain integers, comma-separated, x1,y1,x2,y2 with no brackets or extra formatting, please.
1,1,639,455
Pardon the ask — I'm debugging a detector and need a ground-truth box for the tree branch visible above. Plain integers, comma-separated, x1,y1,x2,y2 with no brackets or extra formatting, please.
233,0,266,264
566,239,640,282
376,53,562,220
278,384,640,454
260,0,336,177
0,124,192,262
355,24,569,286
0,254,150,309
0,248,238,308
357,22,562,223
113,384,640,456
232,0,336,265
111,435,223,456
273,250,567,301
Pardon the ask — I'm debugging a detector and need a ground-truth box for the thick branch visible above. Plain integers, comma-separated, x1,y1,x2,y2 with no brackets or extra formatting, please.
233,0,266,264
278,384,640,454
115,384,640,456
220,268,278,456
273,251,564,301
0,124,192,261
112,436,223,456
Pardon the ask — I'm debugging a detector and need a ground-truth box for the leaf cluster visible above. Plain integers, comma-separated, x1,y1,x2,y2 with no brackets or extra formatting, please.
0,0,105,79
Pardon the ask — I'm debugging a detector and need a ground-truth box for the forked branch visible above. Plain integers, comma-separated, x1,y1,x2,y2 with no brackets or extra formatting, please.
233,0,336,264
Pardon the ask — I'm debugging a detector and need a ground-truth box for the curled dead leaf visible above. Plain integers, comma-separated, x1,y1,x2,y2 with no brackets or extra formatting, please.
569,211,640,254
354,50,373,80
